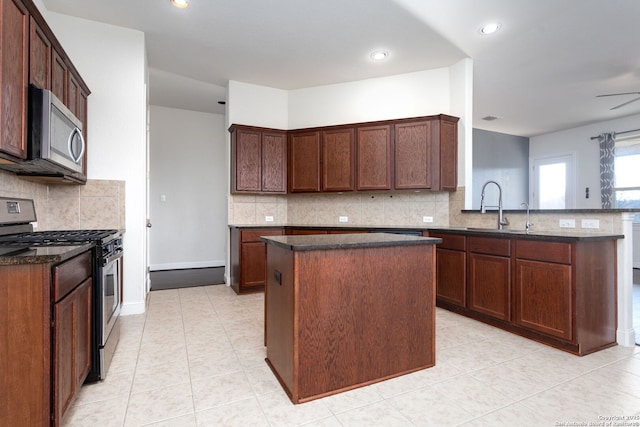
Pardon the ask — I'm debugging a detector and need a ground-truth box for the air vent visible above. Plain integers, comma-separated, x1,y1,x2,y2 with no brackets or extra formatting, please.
482,115,499,121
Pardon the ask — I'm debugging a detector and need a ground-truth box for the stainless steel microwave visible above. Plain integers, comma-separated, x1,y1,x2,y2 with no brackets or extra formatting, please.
27,86,85,175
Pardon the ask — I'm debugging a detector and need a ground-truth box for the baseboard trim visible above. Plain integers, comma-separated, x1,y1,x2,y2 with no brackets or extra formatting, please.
120,300,146,315
150,260,225,271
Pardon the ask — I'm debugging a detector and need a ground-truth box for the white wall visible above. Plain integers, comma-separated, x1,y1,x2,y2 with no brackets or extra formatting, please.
287,68,450,128
41,9,148,315
149,106,226,270
530,113,640,209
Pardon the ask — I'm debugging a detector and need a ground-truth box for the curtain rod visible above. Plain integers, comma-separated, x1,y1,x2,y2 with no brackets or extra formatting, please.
590,128,640,140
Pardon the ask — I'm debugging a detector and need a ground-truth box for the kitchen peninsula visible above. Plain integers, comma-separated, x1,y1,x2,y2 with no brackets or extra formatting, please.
261,232,441,403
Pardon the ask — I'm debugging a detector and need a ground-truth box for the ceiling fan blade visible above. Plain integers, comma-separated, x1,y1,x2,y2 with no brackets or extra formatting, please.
597,91,640,97
610,96,640,110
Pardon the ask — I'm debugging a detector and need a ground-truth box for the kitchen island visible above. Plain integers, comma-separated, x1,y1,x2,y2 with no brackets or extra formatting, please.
261,232,441,404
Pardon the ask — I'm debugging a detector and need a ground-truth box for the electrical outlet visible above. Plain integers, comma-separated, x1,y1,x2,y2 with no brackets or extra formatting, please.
265,216,274,222
581,219,599,229
160,194,166,202
559,219,575,228
422,216,434,223
339,216,349,223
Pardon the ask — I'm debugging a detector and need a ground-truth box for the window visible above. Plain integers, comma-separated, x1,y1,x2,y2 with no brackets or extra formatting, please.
614,136,640,208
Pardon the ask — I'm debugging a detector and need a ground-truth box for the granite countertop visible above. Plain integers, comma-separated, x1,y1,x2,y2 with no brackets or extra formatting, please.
0,244,93,265
426,226,624,242
261,232,441,251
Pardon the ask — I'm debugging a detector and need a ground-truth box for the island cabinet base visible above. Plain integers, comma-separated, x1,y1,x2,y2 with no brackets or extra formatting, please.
264,243,436,404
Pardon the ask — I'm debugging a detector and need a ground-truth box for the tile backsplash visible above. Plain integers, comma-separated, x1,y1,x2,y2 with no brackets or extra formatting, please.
0,170,125,230
229,190,452,226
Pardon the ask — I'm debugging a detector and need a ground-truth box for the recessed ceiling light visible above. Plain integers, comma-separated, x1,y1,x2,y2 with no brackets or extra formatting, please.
370,50,389,62
171,0,189,9
480,22,501,35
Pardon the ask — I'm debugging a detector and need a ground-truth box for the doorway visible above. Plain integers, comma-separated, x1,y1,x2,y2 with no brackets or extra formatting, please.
531,154,576,209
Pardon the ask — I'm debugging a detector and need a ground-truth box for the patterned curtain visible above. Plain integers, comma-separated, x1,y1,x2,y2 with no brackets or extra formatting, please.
598,132,616,208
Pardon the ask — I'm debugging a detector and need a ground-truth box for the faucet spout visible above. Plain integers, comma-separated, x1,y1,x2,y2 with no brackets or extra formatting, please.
479,180,509,230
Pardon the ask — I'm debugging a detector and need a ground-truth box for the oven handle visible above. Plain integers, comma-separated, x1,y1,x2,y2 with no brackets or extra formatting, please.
102,248,123,266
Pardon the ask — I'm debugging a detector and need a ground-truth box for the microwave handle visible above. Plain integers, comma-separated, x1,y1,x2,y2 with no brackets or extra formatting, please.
68,127,85,164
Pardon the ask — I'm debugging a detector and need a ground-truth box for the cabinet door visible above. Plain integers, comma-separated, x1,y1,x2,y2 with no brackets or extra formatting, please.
67,72,80,116
29,16,51,90
514,259,573,340
394,121,432,190
233,128,262,192
438,117,458,191
51,47,67,104
322,128,355,192
436,248,466,307
289,131,321,192
0,0,29,159
53,278,92,422
262,130,287,193
240,242,269,292
468,253,510,321
356,125,392,190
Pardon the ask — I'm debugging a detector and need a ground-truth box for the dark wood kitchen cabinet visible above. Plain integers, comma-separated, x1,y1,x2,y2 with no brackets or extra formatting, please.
0,0,29,160
394,120,433,190
430,229,619,355
394,115,458,191
322,128,355,192
29,16,51,94
230,125,287,194
467,236,511,321
0,0,90,180
427,231,466,308
288,130,321,192
288,127,355,193
356,124,392,191
230,227,284,294
0,249,92,426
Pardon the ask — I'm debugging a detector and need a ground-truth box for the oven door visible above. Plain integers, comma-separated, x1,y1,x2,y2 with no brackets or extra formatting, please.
102,248,122,345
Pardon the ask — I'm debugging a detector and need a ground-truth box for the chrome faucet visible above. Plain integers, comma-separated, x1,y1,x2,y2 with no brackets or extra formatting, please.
480,180,509,230
520,202,533,233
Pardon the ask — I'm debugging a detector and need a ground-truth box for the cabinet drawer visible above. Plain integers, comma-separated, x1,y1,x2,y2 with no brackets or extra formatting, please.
429,233,465,251
53,251,92,302
515,240,572,264
468,236,510,256
241,228,283,243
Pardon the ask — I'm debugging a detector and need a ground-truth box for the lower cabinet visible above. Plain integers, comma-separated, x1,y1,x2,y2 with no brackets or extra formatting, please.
230,228,284,294
427,232,466,308
53,278,92,422
468,236,511,321
431,231,618,356
514,258,572,340
0,249,92,426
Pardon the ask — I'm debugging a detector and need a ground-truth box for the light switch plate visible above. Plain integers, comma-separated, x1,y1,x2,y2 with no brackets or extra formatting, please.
559,219,575,228
339,216,348,223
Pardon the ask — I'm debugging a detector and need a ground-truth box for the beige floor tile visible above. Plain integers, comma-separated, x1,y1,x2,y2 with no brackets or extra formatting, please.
195,397,269,426
63,397,128,427
68,285,640,427
124,383,194,426
191,370,255,412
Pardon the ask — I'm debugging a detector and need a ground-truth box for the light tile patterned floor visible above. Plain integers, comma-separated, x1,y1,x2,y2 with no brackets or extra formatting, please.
64,285,640,427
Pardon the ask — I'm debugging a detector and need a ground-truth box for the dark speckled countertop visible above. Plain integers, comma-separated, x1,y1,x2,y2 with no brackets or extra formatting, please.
261,232,441,251
0,244,93,265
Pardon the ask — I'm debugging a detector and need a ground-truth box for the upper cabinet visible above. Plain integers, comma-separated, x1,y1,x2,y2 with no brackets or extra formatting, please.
1,0,91,181
288,130,320,193
230,125,287,194
0,0,29,159
230,114,459,195
356,124,392,191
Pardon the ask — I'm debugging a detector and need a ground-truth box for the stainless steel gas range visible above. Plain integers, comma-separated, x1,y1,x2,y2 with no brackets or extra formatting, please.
0,196,123,382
